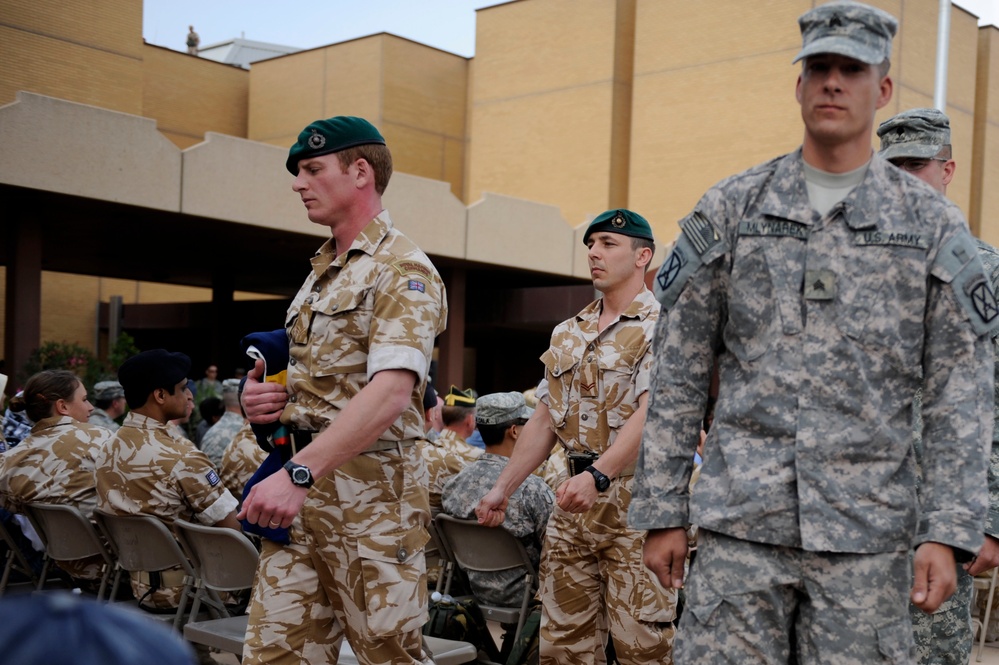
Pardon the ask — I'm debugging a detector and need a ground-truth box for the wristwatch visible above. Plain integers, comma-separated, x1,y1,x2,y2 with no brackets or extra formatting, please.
283,461,314,488
584,465,611,492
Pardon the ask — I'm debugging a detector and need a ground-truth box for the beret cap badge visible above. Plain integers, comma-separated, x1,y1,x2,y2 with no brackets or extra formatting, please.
612,212,626,228
307,129,326,150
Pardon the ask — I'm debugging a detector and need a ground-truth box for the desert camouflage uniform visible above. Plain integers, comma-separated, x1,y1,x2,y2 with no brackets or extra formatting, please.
420,428,480,515
537,287,676,665
219,420,268,501
0,415,112,579
535,445,570,492
909,238,999,664
442,452,553,606
200,410,245,468
95,411,238,609
630,150,998,663
243,212,447,665
88,408,120,433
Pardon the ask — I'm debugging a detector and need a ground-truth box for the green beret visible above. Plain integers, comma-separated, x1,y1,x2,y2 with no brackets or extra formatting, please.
793,1,897,66
583,209,655,245
877,108,950,160
286,116,386,175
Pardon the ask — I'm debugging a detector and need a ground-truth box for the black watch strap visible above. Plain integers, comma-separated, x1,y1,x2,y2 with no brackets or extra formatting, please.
585,465,611,492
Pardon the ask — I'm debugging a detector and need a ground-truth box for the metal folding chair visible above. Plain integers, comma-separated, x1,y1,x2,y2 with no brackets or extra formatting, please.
92,509,200,630
433,514,539,656
974,566,999,661
23,502,115,599
0,514,39,595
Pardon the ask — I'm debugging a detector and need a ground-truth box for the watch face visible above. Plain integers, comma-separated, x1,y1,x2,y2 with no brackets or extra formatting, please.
596,475,610,491
293,467,310,484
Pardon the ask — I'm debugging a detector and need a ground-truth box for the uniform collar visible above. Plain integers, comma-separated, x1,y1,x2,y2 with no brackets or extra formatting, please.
29,415,75,434
577,287,658,330
311,212,393,275
760,148,882,231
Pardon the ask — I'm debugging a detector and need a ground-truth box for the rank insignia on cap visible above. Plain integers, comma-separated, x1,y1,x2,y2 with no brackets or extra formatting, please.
972,280,999,324
206,470,221,487
611,212,626,229
307,129,326,150
408,279,425,293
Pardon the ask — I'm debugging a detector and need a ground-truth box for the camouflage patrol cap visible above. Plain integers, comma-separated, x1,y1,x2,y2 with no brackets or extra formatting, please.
583,209,655,245
877,108,950,160
222,378,241,394
118,349,192,409
92,380,124,401
793,1,897,66
476,392,534,426
286,116,386,175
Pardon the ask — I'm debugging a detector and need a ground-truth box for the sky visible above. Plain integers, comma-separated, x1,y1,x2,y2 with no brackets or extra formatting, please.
142,1,999,59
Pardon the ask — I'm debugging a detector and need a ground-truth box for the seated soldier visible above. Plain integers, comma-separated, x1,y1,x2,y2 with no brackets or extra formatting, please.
442,391,553,607
95,350,240,613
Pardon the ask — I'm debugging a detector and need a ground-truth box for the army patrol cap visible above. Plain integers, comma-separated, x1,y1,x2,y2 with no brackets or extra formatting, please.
118,349,192,408
877,108,950,161
92,380,124,401
422,383,439,411
793,1,897,66
286,116,386,175
583,209,655,245
222,378,241,394
476,391,534,426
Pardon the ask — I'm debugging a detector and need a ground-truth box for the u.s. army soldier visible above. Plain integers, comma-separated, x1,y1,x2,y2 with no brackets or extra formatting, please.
878,107,999,665
630,2,999,663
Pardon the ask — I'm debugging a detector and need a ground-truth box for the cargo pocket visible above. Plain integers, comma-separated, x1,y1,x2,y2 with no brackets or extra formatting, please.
540,348,578,428
683,595,724,627
875,617,914,663
357,526,430,636
311,288,371,376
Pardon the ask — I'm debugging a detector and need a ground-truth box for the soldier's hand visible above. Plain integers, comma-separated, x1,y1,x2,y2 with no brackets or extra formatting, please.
475,488,510,527
241,359,288,424
911,541,957,613
555,474,598,513
237,468,307,529
965,534,999,576
644,527,688,590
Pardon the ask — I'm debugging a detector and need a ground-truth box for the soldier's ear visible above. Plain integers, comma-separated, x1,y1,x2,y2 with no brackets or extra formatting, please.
53,398,71,417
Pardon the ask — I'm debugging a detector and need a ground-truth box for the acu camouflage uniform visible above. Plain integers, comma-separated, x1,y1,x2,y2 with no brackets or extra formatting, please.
420,427,481,514
88,408,120,433
219,419,268,502
200,410,246,469
537,287,676,665
0,415,112,580
95,411,238,609
243,212,447,665
630,149,998,664
908,238,999,664
441,452,554,607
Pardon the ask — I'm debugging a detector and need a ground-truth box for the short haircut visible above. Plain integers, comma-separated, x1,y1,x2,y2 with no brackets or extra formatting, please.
478,420,519,446
441,404,475,427
336,144,393,195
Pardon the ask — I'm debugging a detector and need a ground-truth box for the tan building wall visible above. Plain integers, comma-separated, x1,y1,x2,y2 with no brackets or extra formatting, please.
629,0,985,246
0,0,144,113
974,26,999,247
468,0,636,229
142,44,249,149
248,35,468,198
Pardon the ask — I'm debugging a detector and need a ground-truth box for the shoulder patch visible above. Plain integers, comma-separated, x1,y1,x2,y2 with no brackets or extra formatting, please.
679,211,721,257
935,234,999,336
392,260,432,279
205,469,221,487
407,279,426,293
654,235,701,309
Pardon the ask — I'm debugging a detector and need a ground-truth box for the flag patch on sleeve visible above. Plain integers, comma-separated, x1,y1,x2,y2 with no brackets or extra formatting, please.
408,280,426,293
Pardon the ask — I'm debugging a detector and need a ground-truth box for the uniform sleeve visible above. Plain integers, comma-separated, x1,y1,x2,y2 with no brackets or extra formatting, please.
628,197,729,530
986,332,999,538
918,223,998,556
173,448,239,526
367,258,446,383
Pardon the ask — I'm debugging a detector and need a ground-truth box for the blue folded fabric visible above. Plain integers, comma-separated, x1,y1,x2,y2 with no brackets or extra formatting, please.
239,447,291,544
